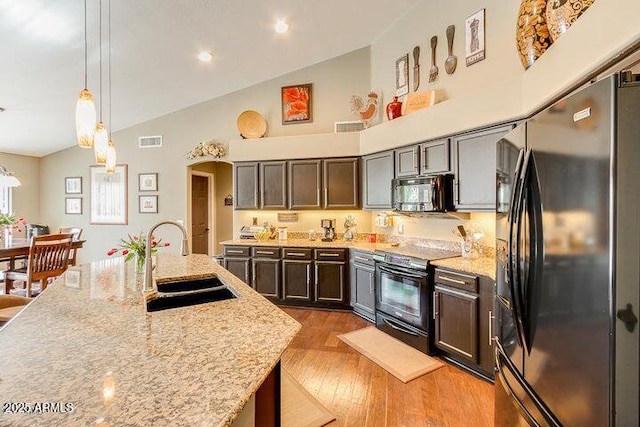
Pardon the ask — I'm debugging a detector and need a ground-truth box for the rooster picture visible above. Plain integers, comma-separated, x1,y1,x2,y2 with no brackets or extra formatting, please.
350,91,379,128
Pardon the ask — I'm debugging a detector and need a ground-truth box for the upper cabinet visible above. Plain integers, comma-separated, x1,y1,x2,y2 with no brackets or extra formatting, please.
362,150,395,210
452,124,513,211
323,157,359,209
288,160,323,209
395,138,450,178
260,161,287,209
234,162,259,210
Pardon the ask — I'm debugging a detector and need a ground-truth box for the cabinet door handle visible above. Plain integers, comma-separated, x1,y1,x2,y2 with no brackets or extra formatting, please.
438,275,467,285
287,252,306,257
306,264,310,286
314,265,319,286
319,253,340,257
369,272,374,293
354,256,371,263
413,146,419,175
252,266,256,285
489,310,494,346
317,188,320,204
255,250,273,255
433,292,438,319
324,188,328,204
454,180,460,204
226,250,244,254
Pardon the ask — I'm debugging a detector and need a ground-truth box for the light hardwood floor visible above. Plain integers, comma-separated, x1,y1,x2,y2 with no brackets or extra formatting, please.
280,308,494,427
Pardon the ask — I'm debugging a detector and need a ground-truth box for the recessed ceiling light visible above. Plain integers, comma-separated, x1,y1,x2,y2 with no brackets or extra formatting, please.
275,19,289,34
198,51,213,62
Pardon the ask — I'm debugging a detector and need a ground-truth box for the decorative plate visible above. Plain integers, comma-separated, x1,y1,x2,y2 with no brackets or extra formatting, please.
237,110,267,139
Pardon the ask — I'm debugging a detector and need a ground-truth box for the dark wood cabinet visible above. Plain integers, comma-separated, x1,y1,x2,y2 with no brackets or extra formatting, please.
288,160,322,209
260,161,287,209
314,249,347,305
362,151,394,210
282,260,312,301
323,158,359,209
420,138,450,175
452,124,513,210
433,267,495,379
395,146,419,177
349,250,375,321
251,246,281,299
234,162,259,210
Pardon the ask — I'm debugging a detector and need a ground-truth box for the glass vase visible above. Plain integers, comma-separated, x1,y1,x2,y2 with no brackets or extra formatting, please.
135,253,145,275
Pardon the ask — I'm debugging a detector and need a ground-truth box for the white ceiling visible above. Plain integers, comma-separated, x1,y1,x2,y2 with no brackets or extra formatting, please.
0,0,421,157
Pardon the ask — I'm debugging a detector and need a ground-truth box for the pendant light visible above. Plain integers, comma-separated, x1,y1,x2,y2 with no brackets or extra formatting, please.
93,0,108,165
105,0,117,174
75,0,96,148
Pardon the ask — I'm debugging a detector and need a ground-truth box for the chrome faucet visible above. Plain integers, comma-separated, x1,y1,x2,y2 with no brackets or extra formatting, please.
143,220,189,291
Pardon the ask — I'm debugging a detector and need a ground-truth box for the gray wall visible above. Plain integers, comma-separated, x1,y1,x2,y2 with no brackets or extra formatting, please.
0,153,40,238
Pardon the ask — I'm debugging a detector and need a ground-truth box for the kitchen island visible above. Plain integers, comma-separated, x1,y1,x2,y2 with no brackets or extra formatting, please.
0,254,301,427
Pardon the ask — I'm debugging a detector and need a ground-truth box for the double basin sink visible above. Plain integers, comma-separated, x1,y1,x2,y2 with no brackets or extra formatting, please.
146,275,237,312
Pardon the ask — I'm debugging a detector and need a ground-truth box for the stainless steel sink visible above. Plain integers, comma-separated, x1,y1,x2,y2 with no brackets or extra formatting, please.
146,275,237,312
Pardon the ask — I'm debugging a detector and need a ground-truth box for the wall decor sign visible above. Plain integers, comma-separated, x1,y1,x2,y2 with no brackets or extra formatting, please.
139,195,158,214
465,9,486,66
65,177,82,194
65,197,82,215
281,83,312,124
138,173,158,192
395,54,409,96
90,164,128,225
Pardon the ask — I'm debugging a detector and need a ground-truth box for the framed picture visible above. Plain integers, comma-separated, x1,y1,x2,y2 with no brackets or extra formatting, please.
395,54,409,96
90,164,128,225
65,177,82,194
465,9,486,66
139,195,158,214
65,197,82,215
281,83,312,124
138,173,158,191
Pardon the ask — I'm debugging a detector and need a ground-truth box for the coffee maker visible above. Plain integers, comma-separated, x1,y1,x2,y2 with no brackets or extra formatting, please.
320,219,336,242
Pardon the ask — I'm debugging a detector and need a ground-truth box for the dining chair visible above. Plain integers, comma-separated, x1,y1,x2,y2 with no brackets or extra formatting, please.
5,233,73,297
0,294,31,326
59,227,83,266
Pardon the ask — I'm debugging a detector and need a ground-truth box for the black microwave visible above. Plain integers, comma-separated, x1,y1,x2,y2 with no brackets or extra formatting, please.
391,174,454,213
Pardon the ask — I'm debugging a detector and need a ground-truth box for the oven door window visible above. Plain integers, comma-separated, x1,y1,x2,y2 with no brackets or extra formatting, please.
378,270,422,317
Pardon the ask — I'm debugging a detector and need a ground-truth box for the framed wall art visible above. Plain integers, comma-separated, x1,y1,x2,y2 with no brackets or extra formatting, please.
465,9,486,66
65,177,82,194
138,173,158,191
65,197,82,215
281,83,312,124
139,195,158,214
395,54,409,96
90,164,128,225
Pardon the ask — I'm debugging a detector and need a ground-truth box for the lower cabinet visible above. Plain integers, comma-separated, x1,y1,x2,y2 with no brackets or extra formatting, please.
315,262,346,304
433,267,495,379
282,259,312,302
349,250,375,321
223,245,251,284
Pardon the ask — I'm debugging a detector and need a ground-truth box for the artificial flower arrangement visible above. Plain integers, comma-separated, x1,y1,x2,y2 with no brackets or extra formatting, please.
186,141,227,160
107,233,170,271
0,211,27,233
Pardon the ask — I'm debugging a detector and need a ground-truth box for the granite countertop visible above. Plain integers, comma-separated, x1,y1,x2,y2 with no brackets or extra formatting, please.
0,254,300,427
221,239,495,279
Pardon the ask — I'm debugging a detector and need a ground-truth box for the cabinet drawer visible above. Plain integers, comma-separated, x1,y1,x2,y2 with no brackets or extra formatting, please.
223,246,251,257
251,246,281,259
315,248,346,261
435,268,479,293
283,248,313,260
350,250,375,267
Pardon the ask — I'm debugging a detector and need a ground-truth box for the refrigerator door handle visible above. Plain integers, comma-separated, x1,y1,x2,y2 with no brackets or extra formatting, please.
507,149,526,346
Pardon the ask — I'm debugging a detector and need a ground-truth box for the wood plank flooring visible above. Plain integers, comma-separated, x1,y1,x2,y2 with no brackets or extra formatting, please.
280,308,494,427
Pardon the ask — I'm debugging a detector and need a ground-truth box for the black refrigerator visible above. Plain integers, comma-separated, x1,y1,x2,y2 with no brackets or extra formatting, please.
494,72,640,426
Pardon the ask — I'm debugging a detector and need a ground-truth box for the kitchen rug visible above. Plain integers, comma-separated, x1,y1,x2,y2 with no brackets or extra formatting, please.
338,326,444,383
282,369,335,427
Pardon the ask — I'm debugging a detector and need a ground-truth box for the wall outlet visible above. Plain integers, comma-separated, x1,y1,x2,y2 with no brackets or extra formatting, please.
398,223,404,234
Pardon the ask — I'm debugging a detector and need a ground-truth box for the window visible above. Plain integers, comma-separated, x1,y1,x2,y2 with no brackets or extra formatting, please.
0,187,11,214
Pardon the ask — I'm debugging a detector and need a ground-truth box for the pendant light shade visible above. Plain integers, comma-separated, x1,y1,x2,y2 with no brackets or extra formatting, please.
105,139,117,173
93,122,109,164
76,88,96,148
0,165,21,188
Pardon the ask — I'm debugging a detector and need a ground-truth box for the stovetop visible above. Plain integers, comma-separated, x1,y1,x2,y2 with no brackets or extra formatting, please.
373,247,460,271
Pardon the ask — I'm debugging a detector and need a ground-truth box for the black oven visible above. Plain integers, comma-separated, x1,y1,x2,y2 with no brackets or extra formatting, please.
373,252,432,354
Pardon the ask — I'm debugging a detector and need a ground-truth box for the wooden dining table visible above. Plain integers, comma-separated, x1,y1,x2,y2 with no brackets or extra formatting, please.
1,238,85,294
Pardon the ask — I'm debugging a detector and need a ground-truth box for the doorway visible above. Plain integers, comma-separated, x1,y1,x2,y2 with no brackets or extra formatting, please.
188,161,233,256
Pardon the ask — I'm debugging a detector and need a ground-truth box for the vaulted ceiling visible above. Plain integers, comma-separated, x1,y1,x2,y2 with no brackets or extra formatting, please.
0,0,421,157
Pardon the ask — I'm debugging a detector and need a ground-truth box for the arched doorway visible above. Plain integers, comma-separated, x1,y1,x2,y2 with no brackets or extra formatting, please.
187,160,233,256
